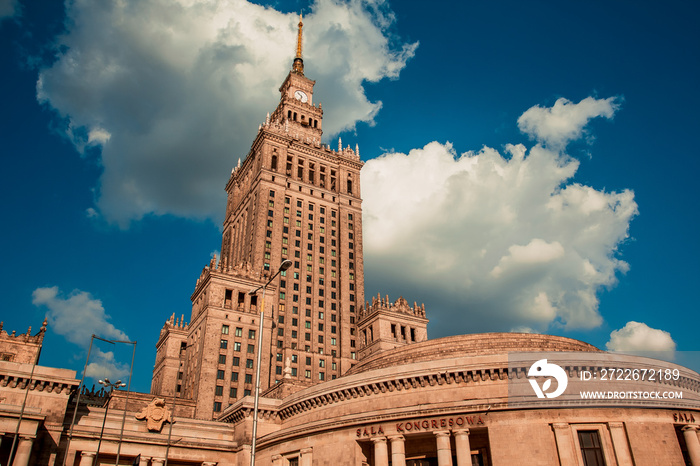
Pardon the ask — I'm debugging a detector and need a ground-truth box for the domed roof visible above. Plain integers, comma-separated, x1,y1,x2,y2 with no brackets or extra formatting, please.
348,332,600,375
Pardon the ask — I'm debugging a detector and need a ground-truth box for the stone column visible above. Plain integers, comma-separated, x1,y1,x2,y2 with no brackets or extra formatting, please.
388,435,406,466
552,423,577,466
77,451,95,466
11,436,34,466
683,426,700,466
434,431,453,466
299,447,313,466
372,437,389,466
453,429,471,466
139,456,151,466
151,458,165,466
607,422,633,466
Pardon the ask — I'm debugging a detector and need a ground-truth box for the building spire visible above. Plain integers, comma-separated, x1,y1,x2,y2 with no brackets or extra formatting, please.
292,13,304,75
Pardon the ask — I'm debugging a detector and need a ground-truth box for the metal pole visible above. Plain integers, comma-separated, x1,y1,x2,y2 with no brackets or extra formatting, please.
249,259,291,466
163,396,175,466
94,393,111,466
61,335,116,466
62,334,99,465
115,340,137,466
249,286,266,466
8,338,41,464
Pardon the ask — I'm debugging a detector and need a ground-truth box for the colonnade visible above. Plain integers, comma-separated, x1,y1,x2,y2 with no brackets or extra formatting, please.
9,436,34,466
78,452,217,466
683,425,700,466
371,429,472,466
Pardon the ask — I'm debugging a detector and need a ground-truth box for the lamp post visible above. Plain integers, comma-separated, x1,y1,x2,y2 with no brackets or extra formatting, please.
94,378,126,466
62,334,115,466
248,259,292,466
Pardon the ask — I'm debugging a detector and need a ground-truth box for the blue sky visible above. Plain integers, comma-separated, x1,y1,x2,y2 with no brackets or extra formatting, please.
1,0,698,393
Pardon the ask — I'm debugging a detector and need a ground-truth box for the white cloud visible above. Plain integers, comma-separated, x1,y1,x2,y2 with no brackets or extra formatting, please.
37,0,416,226
85,348,131,382
32,286,131,382
32,286,128,346
606,321,676,353
517,96,620,148
362,96,636,335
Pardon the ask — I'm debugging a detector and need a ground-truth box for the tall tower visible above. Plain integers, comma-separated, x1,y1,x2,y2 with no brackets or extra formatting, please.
152,16,365,420
220,13,365,387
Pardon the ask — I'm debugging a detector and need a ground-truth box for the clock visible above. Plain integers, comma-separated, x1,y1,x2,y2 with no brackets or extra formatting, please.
294,90,308,103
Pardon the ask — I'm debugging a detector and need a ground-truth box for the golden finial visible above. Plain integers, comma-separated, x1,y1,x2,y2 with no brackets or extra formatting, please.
296,14,303,59
292,13,304,74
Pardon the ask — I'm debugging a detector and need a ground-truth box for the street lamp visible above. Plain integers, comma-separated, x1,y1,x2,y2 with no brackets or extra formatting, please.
248,259,292,466
94,378,126,466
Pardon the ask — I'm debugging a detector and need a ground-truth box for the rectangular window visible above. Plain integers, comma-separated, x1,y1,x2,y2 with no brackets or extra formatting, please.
235,327,243,337
220,339,228,349
245,374,253,384
230,387,237,398
246,359,254,368
221,325,229,335
218,354,226,364
231,372,238,381
244,389,251,396
247,344,255,353
232,357,240,366
213,402,222,412
234,342,241,351
305,370,311,378
215,385,224,396
249,329,256,339
217,370,225,380
578,431,606,466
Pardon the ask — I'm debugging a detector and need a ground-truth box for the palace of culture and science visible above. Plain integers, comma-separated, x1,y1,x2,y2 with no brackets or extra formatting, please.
1,16,698,466
149,17,428,422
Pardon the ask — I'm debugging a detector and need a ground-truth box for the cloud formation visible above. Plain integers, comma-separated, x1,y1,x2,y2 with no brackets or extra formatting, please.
606,321,676,354
32,286,130,381
362,96,636,335
37,0,416,226
518,96,620,148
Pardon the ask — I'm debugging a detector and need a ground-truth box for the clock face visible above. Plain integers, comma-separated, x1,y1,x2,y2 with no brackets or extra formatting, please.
294,90,308,103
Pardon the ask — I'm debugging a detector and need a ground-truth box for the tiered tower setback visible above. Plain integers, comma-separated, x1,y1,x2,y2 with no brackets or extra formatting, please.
153,16,367,420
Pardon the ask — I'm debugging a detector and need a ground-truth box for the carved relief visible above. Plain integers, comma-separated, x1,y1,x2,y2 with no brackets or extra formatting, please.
135,398,173,432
